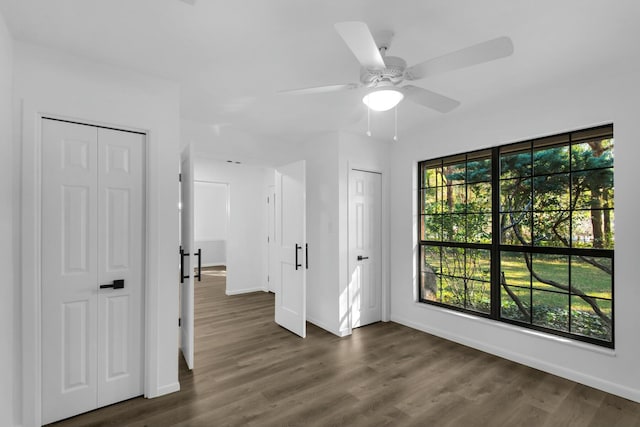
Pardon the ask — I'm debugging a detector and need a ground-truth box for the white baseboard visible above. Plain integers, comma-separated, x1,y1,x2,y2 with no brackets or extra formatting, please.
336,328,351,337
225,287,267,295
202,262,225,267
150,381,180,398
307,315,347,337
391,314,640,403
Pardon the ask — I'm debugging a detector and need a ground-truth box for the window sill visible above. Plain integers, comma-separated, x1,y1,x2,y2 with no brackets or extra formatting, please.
412,301,617,357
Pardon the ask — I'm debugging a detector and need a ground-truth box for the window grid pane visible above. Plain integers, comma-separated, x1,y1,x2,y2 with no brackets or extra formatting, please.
418,124,614,347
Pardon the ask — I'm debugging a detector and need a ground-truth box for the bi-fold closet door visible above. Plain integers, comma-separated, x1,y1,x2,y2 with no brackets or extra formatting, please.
41,118,144,424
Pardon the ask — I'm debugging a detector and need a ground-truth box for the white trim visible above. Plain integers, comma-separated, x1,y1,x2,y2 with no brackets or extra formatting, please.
306,315,347,337
143,128,157,400
337,328,351,337
391,313,640,402
201,262,226,268
21,108,151,425
153,382,180,398
410,300,617,356
225,287,267,295
21,102,43,427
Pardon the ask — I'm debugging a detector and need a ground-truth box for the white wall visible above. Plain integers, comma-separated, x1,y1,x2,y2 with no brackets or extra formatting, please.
389,66,640,401
194,181,228,266
0,9,14,427
300,131,391,337
14,41,181,426
303,133,340,334
194,158,273,294
338,132,391,335
196,240,226,266
181,118,303,167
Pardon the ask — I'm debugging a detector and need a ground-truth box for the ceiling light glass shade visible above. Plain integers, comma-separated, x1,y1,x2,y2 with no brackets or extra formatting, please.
362,89,404,112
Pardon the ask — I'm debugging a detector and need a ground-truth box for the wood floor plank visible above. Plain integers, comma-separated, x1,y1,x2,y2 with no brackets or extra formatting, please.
47,266,640,426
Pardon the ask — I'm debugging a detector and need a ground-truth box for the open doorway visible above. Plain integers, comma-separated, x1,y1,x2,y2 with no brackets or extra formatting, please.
188,180,229,367
180,158,275,369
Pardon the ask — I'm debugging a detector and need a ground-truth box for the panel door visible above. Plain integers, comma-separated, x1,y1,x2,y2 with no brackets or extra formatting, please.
96,128,144,407
41,119,144,424
349,169,382,328
42,119,99,424
180,145,195,369
274,161,306,337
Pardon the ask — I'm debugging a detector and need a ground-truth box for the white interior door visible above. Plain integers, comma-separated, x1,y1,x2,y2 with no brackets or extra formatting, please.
349,169,382,328
274,161,306,337
96,128,144,406
41,119,144,424
180,145,195,369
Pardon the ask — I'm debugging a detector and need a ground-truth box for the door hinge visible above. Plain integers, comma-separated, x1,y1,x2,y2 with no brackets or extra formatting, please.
267,196,269,204
179,173,182,182
267,236,270,243
267,275,269,282
178,317,181,327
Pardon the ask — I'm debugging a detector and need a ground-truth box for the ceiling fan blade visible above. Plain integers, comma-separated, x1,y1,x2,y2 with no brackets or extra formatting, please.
406,36,514,80
279,83,360,95
402,85,460,113
334,21,386,70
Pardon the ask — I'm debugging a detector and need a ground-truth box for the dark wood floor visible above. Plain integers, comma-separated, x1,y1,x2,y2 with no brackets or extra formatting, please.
50,266,640,426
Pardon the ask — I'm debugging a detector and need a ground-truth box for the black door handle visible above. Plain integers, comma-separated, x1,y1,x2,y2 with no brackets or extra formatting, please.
357,255,369,261
180,247,190,283
194,248,202,282
100,279,124,289
305,243,308,270
295,244,302,270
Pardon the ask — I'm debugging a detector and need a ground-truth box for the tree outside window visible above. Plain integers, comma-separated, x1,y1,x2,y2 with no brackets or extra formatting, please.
419,124,614,347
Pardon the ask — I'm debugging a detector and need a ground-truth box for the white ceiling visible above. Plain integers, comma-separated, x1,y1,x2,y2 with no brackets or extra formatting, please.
1,0,638,143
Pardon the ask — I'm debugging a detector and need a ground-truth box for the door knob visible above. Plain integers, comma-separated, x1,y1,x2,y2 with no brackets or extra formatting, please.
357,255,369,261
100,279,124,289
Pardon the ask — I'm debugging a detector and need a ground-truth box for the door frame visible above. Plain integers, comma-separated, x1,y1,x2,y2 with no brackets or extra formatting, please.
266,184,275,293
21,110,149,426
345,164,389,336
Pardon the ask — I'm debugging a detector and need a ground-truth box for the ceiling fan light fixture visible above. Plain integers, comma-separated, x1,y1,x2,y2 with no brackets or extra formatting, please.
362,88,404,112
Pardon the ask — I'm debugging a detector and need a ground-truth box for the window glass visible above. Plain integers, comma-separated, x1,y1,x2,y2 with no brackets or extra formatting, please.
418,125,614,347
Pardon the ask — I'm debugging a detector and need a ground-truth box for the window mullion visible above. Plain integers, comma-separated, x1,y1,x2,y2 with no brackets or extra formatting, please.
490,147,500,320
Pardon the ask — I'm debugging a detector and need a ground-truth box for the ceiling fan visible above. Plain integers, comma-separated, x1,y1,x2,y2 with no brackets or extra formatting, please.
282,22,514,114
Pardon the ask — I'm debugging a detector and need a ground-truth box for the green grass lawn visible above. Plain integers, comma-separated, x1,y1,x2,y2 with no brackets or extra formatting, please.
500,253,612,312
424,250,612,341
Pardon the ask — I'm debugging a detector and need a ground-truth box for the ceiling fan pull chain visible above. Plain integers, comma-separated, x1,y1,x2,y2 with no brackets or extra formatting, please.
394,105,398,141
366,104,372,137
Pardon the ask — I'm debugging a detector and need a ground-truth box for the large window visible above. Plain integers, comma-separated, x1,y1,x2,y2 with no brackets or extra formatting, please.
419,125,614,347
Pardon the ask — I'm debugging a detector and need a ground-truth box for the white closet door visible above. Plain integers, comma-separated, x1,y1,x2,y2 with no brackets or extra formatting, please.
96,128,144,407
42,120,100,424
41,119,144,424
349,169,382,328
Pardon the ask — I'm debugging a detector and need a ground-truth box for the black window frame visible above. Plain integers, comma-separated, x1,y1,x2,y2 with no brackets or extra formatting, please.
417,124,614,348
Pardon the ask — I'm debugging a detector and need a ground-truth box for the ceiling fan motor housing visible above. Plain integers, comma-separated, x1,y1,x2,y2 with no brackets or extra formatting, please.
360,55,407,87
